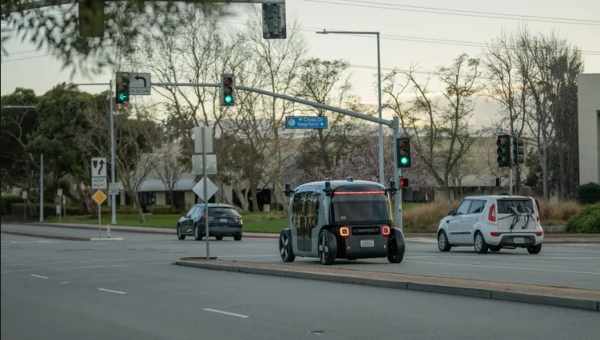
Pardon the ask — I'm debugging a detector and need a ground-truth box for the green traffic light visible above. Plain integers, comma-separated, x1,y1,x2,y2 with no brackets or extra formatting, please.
118,93,128,102
400,157,409,165
224,95,234,105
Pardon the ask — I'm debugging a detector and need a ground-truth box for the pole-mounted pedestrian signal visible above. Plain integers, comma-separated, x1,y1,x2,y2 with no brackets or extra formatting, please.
221,74,235,107
496,134,511,168
115,72,130,105
396,137,412,168
399,177,409,188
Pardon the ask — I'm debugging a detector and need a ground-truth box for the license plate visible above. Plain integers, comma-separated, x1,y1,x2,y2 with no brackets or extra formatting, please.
219,218,228,223
360,239,375,248
513,237,526,244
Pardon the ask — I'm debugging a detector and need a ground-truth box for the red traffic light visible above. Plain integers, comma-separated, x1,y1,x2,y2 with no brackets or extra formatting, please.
399,177,409,188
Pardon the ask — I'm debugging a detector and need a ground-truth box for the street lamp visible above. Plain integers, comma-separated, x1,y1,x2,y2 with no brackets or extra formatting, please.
316,29,385,185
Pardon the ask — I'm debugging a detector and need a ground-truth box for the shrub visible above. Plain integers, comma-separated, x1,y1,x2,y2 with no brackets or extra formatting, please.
576,183,600,204
0,195,24,215
537,200,583,224
567,204,600,233
403,201,455,233
150,205,181,214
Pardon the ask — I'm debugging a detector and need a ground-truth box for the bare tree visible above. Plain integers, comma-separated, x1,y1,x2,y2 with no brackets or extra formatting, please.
154,140,186,209
384,54,481,204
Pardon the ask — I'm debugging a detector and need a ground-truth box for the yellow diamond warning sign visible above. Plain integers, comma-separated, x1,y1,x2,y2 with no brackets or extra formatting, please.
92,190,107,205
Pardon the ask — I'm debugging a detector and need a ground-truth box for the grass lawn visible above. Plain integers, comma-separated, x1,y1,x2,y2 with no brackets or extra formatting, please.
48,211,288,233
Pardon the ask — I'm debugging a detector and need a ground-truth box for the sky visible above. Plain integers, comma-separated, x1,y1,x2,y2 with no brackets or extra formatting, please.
2,0,599,125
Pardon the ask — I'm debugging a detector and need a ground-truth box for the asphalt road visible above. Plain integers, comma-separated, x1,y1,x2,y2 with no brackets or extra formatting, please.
2,231,599,340
3,223,600,290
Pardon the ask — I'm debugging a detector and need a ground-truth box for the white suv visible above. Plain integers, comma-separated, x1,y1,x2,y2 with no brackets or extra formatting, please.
436,195,544,254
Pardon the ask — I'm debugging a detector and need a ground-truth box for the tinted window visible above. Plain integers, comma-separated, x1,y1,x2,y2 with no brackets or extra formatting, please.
208,207,240,218
468,200,486,214
456,200,471,215
497,199,534,214
332,194,389,223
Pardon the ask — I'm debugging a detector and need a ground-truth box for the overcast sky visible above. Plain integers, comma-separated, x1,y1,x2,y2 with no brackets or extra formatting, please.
2,0,599,118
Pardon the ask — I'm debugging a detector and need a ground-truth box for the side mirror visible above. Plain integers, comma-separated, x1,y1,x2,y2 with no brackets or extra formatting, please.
448,209,457,216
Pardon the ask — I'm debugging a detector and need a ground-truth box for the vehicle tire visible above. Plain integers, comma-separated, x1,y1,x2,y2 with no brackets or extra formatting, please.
234,233,242,241
489,245,501,252
216,235,223,241
279,230,295,263
387,232,405,263
437,231,451,252
177,225,185,240
318,229,337,265
474,232,489,254
193,225,203,241
527,243,542,254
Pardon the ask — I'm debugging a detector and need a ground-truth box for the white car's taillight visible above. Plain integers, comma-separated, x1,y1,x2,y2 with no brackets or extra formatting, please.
488,203,497,223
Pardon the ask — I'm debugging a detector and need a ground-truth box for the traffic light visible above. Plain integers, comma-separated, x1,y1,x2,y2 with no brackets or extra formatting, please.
496,134,511,167
399,177,409,188
262,2,287,39
221,74,235,107
513,138,525,164
115,72,130,105
78,0,105,38
396,137,411,168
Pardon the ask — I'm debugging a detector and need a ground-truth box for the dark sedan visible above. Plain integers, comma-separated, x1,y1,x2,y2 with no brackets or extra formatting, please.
176,204,243,241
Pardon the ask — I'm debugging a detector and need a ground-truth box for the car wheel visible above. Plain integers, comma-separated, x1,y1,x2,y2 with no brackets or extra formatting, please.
527,243,542,254
387,233,405,263
194,225,203,241
489,246,501,252
279,230,295,263
437,231,451,252
234,233,242,241
177,225,185,240
474,232,489,254
216,235,223,241
318,229,337,265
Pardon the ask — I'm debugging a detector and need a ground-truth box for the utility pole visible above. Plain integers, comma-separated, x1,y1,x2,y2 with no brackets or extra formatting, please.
316,29,385,184
109,80,118,225
39,153,44,222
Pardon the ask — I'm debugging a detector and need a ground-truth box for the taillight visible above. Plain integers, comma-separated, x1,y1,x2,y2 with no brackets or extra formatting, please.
490,231,500,237
536,230,544,236
381,225,391,236
339,226,350,237
488,204,497,223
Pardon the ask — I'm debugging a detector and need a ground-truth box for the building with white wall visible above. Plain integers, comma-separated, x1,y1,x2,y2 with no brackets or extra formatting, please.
577,74,600,185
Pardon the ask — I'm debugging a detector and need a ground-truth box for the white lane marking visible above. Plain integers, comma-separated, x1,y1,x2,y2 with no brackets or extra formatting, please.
60,281,70,285
412,260,600,276
97,288,127,295
203,308,249,319
30,274,48,279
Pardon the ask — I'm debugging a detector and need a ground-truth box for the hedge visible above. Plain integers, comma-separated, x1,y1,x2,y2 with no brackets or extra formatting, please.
566,204,600,233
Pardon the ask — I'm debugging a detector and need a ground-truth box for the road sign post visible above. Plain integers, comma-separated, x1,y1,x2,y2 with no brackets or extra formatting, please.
92,190,108,237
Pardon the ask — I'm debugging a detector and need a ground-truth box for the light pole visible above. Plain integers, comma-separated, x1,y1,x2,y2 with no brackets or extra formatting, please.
316,29,385,185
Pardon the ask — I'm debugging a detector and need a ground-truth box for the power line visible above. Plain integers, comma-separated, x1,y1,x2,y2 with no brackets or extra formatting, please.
1,54,51,64
305,0,600,26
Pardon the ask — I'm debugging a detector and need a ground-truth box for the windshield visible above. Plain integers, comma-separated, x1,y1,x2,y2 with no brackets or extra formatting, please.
332,194,390,223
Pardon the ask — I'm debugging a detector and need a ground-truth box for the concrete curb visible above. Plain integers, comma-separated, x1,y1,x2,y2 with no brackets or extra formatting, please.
174,258,600,313
1,230,90,241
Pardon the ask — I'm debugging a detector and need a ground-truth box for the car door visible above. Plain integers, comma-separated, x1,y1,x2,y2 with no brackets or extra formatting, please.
447,199,471,244
462,199,486,244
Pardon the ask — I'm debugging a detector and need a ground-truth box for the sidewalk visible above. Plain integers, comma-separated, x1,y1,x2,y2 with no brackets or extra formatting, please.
15,222,600,243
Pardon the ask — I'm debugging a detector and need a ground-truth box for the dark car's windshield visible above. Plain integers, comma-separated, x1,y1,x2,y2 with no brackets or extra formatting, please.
332,193,390,223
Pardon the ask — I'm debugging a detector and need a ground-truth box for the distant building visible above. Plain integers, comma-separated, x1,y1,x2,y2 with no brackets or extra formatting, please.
577,74,600,185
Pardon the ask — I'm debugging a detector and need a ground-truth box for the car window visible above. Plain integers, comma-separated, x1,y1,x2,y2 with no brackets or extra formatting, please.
497,199,534,214
186,206,197,217
209,207,240,218
468,200,486,214
456,200,471,215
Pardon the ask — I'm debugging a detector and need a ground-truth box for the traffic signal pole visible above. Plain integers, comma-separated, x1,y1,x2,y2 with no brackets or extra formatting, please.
152,81,405,230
